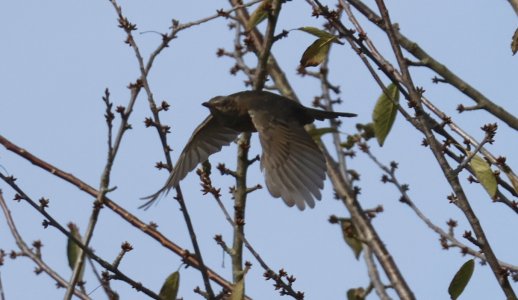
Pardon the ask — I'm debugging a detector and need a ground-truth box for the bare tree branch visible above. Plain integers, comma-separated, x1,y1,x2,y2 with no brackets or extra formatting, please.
0,192,90,300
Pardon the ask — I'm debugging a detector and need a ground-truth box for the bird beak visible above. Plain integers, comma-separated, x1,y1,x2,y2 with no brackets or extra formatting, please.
202,102,211,108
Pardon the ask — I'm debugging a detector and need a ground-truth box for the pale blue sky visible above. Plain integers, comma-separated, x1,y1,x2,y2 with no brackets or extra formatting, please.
1,1,518,299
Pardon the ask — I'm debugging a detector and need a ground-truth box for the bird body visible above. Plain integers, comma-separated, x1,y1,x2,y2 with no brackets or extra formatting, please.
142,90,356,210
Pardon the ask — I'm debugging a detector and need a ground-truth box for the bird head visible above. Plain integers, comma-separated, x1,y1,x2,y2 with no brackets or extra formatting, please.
202,96,238,116
203,96,226,108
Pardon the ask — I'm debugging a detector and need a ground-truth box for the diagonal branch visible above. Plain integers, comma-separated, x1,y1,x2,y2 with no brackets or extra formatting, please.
0,134,238,294
345,0,518,131
373,1,517,298
0,192,90,300
0,175,161,299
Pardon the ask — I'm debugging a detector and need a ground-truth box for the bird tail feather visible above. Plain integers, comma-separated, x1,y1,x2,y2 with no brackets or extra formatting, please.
307,108,357,121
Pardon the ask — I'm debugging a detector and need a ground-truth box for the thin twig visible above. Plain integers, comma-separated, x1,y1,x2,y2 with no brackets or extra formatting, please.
0,192,90,300
308,2,416,299
65,73,137,300
373,0,517,298
363,148,518,272
0,271,4,300
452,135,491,175
87,257,119,300
0,135,236,293
0,177,162,299
345,0,518,131
199,170,303,299
364,247,392,300
108,0,219,296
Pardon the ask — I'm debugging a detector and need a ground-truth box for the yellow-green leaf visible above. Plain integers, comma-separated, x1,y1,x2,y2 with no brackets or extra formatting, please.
512,27,518,55
298,26,336,40
300,37,334,67
246,0,272,31
372,83,399,146
448,259,475,300
470,155,497,197
67,223,84,280
159,271,180,300
340,219,362,259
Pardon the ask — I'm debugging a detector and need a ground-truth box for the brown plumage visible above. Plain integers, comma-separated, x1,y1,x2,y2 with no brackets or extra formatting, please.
141,90,356,210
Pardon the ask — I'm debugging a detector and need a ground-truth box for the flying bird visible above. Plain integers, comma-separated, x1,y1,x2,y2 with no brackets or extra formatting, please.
141,90,356,210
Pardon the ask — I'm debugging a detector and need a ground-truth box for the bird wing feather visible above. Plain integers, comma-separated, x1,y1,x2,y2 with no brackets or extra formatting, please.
249,109,326,210
140,115,240,209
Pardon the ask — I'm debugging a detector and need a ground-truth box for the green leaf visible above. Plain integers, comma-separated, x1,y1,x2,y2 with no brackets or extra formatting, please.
469,155,497,197
308,127,338,139
297,26,341,67
159,271,180,300
298,26,337,40
246,0,272,31
67,223,84,280
372,83,399,146
512,27,518,55
340,219,362,259
300,37,335,67
448,259,475,300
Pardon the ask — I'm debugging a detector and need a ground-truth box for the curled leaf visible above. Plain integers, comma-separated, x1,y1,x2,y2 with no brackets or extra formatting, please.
448,259,475,300
469,154,497,197
340,219,362,259
372,84,399,146
67,223,85,280
300,37,335,67
159,271,180,300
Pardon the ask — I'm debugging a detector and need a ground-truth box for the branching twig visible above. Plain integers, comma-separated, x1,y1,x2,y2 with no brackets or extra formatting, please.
345,0,518,131
364,247,392,300
65,77,137,299
108,1,219,296
0,134,237,293
0,177,162,299
373,1,517,298
363,147,518,272
0,191,91,300
198,169,304,299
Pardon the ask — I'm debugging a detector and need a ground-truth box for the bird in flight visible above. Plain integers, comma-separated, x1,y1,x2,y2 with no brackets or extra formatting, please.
141,90,356,210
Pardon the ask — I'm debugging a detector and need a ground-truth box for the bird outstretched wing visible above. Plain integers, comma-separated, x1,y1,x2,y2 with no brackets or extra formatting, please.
249,109,327,210
140,115,240,209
